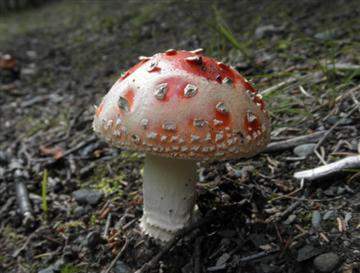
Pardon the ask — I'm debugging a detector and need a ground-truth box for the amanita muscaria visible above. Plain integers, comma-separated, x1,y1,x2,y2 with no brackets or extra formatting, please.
93,49,270,241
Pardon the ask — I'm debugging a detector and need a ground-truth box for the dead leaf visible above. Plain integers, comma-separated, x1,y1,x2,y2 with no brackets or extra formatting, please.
0,54,16,70
39,145,64,160
274,179,294,192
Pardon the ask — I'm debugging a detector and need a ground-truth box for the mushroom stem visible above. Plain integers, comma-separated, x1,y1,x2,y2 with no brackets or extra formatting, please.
140,154,197,241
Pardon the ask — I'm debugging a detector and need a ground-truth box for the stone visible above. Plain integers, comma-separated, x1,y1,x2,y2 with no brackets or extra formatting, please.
72,189,103,205
293,143,316,158
38,268,56,273
38,259,64,273
297,245,322,262
73,206,86,218
85,231,102,248
326,116,353,126
0,150,9,165
314,30,338,41
216,253,231,266
114,261,132,273
313,252,340,272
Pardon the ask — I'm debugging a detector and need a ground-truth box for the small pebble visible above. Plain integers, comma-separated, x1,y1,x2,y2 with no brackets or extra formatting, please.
314,30,338,41
313,252,340,272
336,187,346,195
0,151,9,165
85,231,102,248
297,245,322,262
344,212,352,225
323,210,335,220
293,143,316,158
38,259,64,273
73,189,103,206
114,261,132,273
284,214,297,225
216,253,231,266
326,116,352,126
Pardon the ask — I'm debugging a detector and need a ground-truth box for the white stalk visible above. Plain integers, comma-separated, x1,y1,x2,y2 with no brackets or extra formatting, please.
140,154,197,241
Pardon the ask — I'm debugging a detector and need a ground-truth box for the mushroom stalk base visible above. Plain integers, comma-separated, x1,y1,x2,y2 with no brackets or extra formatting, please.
140,154,197,241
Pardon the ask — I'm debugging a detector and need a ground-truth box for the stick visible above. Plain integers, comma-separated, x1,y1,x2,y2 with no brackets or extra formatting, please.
239,248,279,262
265,197,304,224
103,213,112,239
44,136,97,165
135,212,216,273
314,104,360,164
325,63,360,71
315,105,359,151
260,77,297,95
260,72,324,96
12,226,47,257
263,131,326,153
102,237,129,273
294,155,360,181
0,197,15,217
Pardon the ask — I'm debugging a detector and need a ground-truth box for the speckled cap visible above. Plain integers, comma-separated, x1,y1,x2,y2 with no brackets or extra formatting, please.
93,49,270,160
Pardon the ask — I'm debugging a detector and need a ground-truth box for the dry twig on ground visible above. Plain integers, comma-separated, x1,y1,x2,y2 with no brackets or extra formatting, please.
264,131,326,153
260,72,324,96
102,237,129,273
294,155,360,181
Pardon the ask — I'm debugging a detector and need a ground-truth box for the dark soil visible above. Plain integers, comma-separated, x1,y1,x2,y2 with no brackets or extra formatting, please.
0,1,359,273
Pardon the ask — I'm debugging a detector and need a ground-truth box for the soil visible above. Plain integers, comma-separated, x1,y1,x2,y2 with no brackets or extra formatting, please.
0,1,359,273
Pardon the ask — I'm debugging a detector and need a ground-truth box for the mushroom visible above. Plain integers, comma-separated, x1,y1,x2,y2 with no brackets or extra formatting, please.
93,49,270,241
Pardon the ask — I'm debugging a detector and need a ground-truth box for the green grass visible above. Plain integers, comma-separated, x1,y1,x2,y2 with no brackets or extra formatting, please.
211,6,250,59
41,169,48,215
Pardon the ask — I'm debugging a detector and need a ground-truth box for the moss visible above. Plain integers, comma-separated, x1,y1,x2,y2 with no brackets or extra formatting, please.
95,174,126,195
2,225,25,243
60,264,83,273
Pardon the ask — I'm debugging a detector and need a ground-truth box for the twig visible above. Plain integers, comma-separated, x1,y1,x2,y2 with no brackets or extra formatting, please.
122,218,138,230
350,91,360,114
263,131,326,153
260,72,324,96
0,196,15,217
60,136,97,158
135,212,216,273
12,226,47,257
103,212,112,239
315,104,359,155
314,102,360,165
44,136,97,165
239,248,280,263
294,155,360,181
102,237,129,273
265,197,304,223
260,76,297,95
325,62,360,71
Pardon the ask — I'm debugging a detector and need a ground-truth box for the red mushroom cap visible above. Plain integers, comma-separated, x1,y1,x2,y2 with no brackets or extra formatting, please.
93,49,270,160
